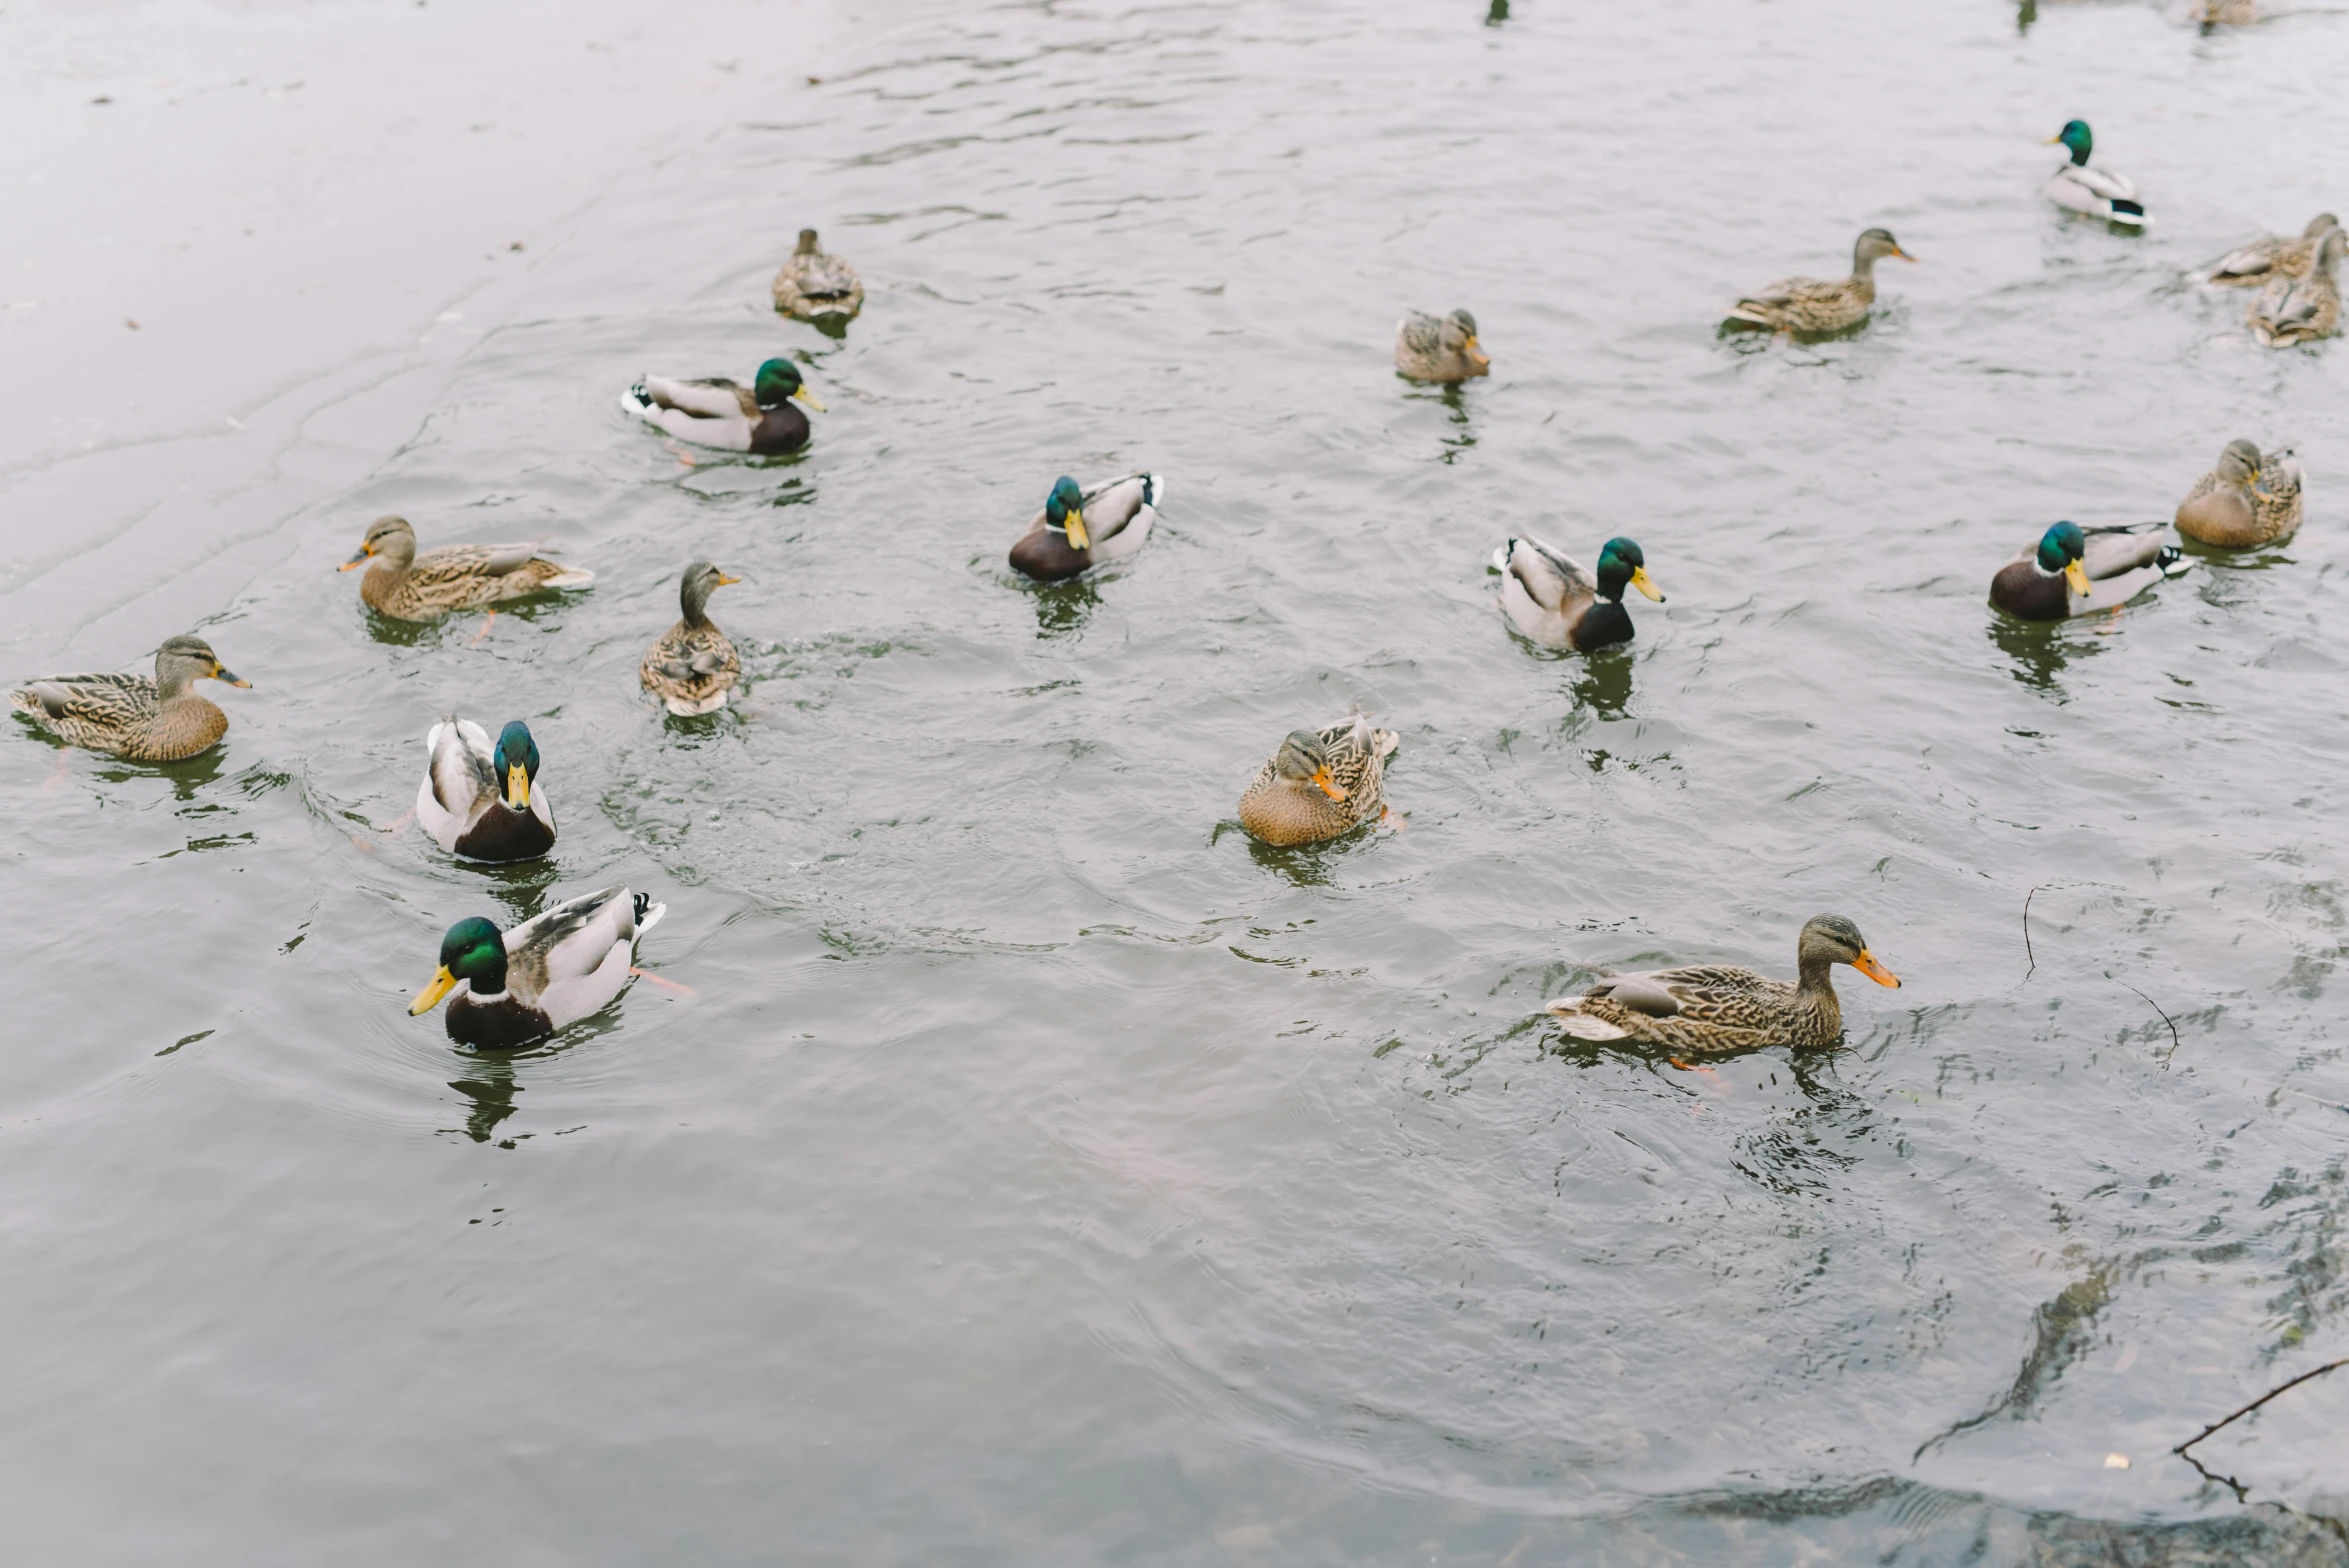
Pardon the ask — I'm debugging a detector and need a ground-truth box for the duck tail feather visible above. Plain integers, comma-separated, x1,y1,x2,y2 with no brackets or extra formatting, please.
633,893,667,937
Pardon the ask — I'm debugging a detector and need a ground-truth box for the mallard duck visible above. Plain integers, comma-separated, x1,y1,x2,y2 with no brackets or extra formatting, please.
640,560,741,716
1492,535,1664,652
1395,310,1490,382
2044,121,2147,228
2210,213,2339,286
1546,914,1902,1055
341,516,593,622
1008,473,1164,583
417,716,555,862
1236,714,1398,846
1990,521,2187,621
2248,228,2345,347
10,633,248,762
408,886,666,1050
621,358,825,455
1724,228,1915,334
2176,440,2303,547
772,228,863,322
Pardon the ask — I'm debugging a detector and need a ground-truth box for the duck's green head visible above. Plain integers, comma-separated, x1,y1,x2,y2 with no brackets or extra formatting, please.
1594,538,1666,604
2048,119,2092,166
1273,729,1346,802
409,916,506,1014
494,720,540,810
1046,476,1090,551
2037,521,2091,596
752,357,825,413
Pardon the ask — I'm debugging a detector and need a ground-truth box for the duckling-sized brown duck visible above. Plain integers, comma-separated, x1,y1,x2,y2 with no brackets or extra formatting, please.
1546,914,1902,1055
1724,229,1914,334
2248,228,2345,347
640,560,742,716
2176,440,2303,547
772,229,863,323
1394,309,1489,382
1990,521,2187,621
1237,714,1397,846
2210,213,2339,287
11,633,248,762
342,516,594,622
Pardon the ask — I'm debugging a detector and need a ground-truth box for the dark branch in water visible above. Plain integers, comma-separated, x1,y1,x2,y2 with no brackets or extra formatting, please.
2175,1358,2348,1462
2116,980,2180,1068
2022,885,2044,979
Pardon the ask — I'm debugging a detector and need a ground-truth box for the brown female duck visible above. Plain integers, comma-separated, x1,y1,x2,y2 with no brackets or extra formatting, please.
2175,440,2302,547
1237,714,1398,846
1725,228,1913,334
640,560,742,716
11,633,248,762
342,516,594,622
1547,914,1902,1055
2248,228,2345,347
772,229,864,323
2211,213,2339,287
1394,309,1490,382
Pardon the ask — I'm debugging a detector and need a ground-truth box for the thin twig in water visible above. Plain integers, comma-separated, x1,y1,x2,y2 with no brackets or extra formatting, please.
2117,980,2180,1068
2175,1358,2349,1459
2023,885,2045,979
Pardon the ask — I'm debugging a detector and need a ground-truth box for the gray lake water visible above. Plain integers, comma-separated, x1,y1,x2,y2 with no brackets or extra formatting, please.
5,0,2349,1561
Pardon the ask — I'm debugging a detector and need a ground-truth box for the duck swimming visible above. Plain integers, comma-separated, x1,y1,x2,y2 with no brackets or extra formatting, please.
1008,473,1164,582
417,716,556,862
640,560,742,716
1492,535,1664,652
2247,228,2344,347
342,516,594,622
1990,521,2187,621
1395,309,1490,382
10,633,248,762
2210,213,2339,287
1236,714,1398,846
409,886,665,1050
1547,914,1902,1055
772,229,863,323
1724,228,1914,334
2175,440,2302,548
622,358,825,455
2044,120,2147,228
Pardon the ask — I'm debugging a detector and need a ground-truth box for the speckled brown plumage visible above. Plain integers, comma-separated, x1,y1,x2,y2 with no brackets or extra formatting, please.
1725,229,1913,334
772,229,864,322
2176,441,2303,547
10,633,247,762
344,515,594,622
1547,914,1902,1056
1237,714,1398,846
640,561,741,716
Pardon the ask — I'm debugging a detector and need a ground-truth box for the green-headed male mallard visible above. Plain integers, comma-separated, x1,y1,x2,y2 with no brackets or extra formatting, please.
11,633,248,762
1395,309,1490,382
1547,913,1902,1055
621,358,825,455
772,229,863,323
1492,535,1664,652
1008,473,1163,583
2176,440,2303,547
640,560,741,716
1237,713,1398,846
2210,213,2339,287
2044,120,2147,228
417,716,556,862
1990,521,2187,621
2248,228,2345,347
342,516,594,623
1724,229,1915,334
409,886,665,1050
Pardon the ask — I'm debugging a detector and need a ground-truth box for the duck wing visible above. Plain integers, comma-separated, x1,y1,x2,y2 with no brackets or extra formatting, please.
1586,964,1782,1017
2079,521,2170,579
1495,535,1596,615
423,715,498,819
639,375,757,419
12,670,158,723
1076,473,1159,548
504,886,640,1002
2211,236,2284,282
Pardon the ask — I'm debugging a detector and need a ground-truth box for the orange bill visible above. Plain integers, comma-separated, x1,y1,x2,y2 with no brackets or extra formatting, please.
1852,949,1902,988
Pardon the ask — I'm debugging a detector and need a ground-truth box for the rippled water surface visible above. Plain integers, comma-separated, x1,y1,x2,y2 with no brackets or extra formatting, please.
7,0,2349,1560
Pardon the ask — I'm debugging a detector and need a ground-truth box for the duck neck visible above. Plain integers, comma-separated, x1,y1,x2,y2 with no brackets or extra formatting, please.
681,579,716,628
1795,955,1844,1031
154,661,199,702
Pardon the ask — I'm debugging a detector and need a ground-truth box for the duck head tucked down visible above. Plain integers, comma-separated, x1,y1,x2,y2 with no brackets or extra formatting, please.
2176,439,2303,548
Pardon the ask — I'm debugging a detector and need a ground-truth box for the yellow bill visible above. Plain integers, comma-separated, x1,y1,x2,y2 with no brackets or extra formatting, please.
1630,567,1666,602
506,763,530,809
1064,506,1090,552
1852,949,1902,989
410,966,460,1015
717,572,742,586
2064,558,2091,597
792,386,826,412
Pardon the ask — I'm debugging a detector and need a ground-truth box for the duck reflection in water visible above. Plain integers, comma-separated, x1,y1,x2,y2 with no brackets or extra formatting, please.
1485,0,1509,24
95,744,231,803
1988,614,2102,696
1028,576,1099,641
1571,645,1636,719
470,855,565,929
444,1057,524,1146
